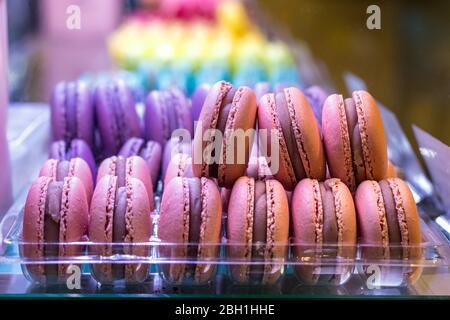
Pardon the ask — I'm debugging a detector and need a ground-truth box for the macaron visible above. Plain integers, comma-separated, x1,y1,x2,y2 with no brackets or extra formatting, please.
191,84,211,122
257,87,326,191
158,177,222,284
89,175,152,284
355,178,422,285
39,158,93,204
51,81,94,147
49,139,96,177
164,153,194,188
21,176,89,284
227,176,289,285
118,137,162,190
192,80,257,188
144,88,193,146
304,85,328,129
97,156,154,211
95,80,141,157
322,91,388,191
291,178,356,285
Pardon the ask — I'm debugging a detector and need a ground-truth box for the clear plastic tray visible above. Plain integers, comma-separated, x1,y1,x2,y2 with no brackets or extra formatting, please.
0,185,449,293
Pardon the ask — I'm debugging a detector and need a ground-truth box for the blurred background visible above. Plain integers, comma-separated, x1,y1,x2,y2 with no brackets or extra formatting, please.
5,0,450,145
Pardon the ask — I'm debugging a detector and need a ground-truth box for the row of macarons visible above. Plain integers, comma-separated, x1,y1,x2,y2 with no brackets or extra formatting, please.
22,153,420,285
22,171,420,286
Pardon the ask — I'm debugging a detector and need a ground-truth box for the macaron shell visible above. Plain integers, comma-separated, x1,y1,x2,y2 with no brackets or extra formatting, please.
50,82,66,143
352,90,388,181
291,178,322,284
262,179,289,285
322,94,356,191
257,93,296,189
123,177,152,282
89,175,116,282
22,176,53,282
68,139,97,177
192,81,233,178
194,177,222,283
39,158,94,204
388,178,422,284
191,84,211,121
51,81,94,147
57,177,89,279
218,86,257,188
284,88,326,181
95,81,140,156
158,177,190,283
145,91,169,145
328,179,357,283
355,180,389,259
227,176,254,283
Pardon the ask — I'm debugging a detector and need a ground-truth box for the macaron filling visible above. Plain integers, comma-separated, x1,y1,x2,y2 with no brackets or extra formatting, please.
43,181,64,278
379,180,403,259
343,97,366,184
110,156,127,188
318,181,339,282
250,181,267,282
112,185,128,279
185,178,203,277
274,91,306,181
55,161,70,181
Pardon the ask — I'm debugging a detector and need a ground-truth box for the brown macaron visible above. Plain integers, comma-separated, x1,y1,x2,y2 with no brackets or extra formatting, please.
355,178,422,285
227,176,289,285
291,178,356,285
158,177,222,284
322,91,388,191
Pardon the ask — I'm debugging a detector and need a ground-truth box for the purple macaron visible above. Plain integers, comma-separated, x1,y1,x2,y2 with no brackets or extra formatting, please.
51,81,94,147
49,139,96,179
118,137,162,189
191,84,211,122
144,88,193,146
95,80,141,157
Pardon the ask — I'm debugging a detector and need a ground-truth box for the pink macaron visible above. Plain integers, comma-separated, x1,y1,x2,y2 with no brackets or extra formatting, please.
322,91,388,191
158,177,222,284
291,178,356,285
227,176,289,285
257,87,326,191
192,80,257,188
97,156,154,211
21,176,89,284
355,178,422,285
89,175,152,284
39,158,93,204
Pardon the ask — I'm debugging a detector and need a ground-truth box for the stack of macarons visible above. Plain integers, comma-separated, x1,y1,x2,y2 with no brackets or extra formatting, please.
20,77,422,287
108,1,301,94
